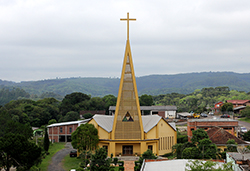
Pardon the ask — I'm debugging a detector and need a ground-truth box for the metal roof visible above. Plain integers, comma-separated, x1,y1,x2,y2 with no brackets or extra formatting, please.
109,105,177,111
141,115,161,133
92,115,114,132
92,114,176,133
141,159,223,171
227,152,250,161
47,119,91,127
168,122,176,131
188,118,238,122
177,112,191,116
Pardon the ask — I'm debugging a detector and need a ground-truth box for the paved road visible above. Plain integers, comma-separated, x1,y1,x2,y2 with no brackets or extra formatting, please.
48,142,74,171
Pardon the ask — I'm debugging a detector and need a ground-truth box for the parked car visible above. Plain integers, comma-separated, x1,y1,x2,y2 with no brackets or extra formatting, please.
70,150,77,157
240,127,248,133
209,112,214,115
200,113,208,117
220,114,230,118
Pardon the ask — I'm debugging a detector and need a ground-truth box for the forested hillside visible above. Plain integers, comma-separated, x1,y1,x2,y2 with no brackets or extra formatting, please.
1,72,250,100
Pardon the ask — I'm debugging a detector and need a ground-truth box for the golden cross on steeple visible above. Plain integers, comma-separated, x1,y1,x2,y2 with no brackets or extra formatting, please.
120,12,136,40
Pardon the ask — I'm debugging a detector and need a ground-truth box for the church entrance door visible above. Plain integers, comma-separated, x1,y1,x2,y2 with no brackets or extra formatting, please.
122,145,133,156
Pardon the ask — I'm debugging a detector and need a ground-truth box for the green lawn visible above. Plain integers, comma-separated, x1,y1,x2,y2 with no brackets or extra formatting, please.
239,117,250,123
62,155,81,170
37,142,66,171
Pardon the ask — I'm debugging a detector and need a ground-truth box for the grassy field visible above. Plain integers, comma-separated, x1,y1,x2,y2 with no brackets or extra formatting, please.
37,142,66,171
239,117,250,123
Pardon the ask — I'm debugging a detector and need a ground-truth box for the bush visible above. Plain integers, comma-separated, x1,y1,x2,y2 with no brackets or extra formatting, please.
117,161,124,166
109,166,115,171
113,157,118,165
119,166,124,171
134,160,140,166
162,152,173,157
134,165,140,171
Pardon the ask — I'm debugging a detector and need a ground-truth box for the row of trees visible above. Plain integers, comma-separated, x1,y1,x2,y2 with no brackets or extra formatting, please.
2,86,250,128
0,92,153,127
153,86,250,112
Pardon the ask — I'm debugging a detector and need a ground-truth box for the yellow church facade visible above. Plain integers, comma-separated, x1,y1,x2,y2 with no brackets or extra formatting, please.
89,115,176,156
88,13,177,157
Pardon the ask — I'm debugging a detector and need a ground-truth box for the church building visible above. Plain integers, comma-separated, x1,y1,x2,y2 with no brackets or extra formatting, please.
88,13,177,157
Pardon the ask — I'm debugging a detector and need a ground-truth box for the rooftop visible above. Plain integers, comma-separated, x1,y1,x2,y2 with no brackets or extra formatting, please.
141,159,224,171
226,100,250,105
47,119,91,127
227,152,250,161
207,127,247,145
91,114,176,133
188,118,238,122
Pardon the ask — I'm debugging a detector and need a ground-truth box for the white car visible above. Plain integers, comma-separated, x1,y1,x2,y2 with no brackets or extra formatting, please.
209,112,214,115
240,127,247,133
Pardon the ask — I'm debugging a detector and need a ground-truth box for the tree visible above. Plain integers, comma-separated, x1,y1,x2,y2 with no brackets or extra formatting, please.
44,127,50,152
0,121,42,171
139,94,154,106
220,103,233,113
226,139,237,152
90,147,111,171
82,113,93,119
198,138,217,159
172,143,184,159
60,92,91,116
60,111,80,122
191,129,208,144
240,106,250,118
186,160,233,171
71,123,99,152
48,119,57,125
243,130,250,141
182,147,200,159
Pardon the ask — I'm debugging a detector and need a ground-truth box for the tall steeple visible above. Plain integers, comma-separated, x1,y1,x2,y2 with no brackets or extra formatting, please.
112,13,144,140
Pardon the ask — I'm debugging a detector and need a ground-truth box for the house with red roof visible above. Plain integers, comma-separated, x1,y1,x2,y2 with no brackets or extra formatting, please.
214,101,224,114
206,127,248,151
226,100,250,113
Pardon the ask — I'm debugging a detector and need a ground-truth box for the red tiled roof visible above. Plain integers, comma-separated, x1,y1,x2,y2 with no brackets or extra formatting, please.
226,100,250,105
206,127,247,145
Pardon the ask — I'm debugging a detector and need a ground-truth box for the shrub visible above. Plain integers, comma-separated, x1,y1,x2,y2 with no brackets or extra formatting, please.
117,161,124,166
162,152,173,157
113,157,118,165
119,166,124,171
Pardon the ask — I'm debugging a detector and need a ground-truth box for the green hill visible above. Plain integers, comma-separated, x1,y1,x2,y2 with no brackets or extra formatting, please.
1,72,250,97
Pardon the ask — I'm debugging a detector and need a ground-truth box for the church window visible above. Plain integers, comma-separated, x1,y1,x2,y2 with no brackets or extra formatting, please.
122,111,134,122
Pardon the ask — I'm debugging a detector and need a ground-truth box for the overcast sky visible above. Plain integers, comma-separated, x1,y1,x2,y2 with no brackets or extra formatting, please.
1,0,250,82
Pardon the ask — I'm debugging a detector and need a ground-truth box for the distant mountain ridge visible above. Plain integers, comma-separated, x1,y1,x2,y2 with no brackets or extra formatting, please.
1,72,250,97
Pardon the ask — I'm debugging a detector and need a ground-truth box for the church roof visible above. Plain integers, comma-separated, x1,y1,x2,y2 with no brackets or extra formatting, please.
92,115,114,132
141,115,161,133
91,114,176,133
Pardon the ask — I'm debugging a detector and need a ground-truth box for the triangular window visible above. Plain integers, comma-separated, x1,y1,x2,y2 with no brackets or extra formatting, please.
122,111,133,122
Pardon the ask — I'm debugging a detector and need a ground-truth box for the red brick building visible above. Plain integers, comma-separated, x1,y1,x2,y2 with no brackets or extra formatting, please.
187,119,238,141
47,119,90,142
